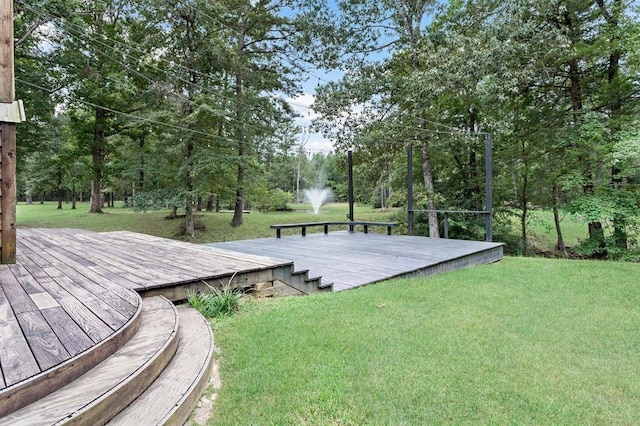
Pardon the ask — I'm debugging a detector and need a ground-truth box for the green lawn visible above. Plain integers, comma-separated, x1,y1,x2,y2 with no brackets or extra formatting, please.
525,210,589,251
16,202,640,423
209,257,640,425
16,202,397,243
17,201,591,251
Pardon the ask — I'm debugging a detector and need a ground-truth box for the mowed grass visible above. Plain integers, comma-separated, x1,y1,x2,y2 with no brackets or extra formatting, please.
16,202,396,243
17,202,640,423
211,257,640,425
525,210,589,251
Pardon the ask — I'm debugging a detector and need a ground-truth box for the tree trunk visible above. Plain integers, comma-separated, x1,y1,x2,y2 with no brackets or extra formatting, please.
185,200,194,237
231,32,247,228
599,0,627,252
553,183,568,257
138,137,145,191
90,106,105,213
420,143,439,238
520,139,529,255
206,194,214,212
196,195,202,211
57,171,63,210
71,182,77,210
567,47,604,249
185,139,195,237
520,173,528,255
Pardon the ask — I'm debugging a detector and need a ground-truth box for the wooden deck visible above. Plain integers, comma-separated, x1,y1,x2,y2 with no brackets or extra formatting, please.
210,231,504,292
0,228,290,418
0,227,502,421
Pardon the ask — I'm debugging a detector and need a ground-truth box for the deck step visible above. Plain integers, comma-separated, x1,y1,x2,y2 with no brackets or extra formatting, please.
0,296,179,426
273,265,332,294
108,304,214,425
0,291,142,419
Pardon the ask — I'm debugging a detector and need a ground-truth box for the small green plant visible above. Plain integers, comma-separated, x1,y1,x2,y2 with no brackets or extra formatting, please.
187,281,242,319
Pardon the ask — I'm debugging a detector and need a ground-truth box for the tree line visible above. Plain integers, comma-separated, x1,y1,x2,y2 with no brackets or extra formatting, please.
14,0,640,258
312,0,640,259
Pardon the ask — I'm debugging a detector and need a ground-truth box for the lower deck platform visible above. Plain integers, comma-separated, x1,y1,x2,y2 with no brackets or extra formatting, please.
211,232,504,292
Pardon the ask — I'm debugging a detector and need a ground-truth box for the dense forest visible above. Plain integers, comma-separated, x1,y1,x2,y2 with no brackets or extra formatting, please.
14,0,640,259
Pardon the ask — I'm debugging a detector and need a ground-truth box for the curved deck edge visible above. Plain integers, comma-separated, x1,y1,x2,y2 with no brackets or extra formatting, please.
0,291,143,418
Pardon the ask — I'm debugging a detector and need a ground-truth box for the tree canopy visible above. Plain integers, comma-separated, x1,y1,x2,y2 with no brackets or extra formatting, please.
14,0,640,258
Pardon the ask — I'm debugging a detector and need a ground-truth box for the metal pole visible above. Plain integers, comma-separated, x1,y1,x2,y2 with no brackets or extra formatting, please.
484,133,493,242
407,143,413,236
347,150,354,232
443,212,449,239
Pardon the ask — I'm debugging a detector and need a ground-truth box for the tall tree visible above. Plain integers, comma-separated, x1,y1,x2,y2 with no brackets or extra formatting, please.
215,0,323,227
315,0,443,236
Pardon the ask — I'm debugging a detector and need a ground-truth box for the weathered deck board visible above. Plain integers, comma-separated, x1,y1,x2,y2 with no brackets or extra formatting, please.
108,304,214,425
0,296,178,426
18,229,290,290
0,227,287,406
15,311,70,371
211,231,504,292
0,285,40,387
19,234,153,288
0,267,38,314
39,306,94,357
17,241,137,320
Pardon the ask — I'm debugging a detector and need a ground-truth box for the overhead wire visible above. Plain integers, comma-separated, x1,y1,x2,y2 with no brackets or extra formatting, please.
18,1,476,147
16,77,241,146
183,0,336,88
20,0,313,118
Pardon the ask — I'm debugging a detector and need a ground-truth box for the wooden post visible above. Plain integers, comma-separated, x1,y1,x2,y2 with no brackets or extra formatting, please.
0,0,16,264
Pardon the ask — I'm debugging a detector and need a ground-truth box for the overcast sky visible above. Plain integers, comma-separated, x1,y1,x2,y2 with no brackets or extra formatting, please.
285,67,344,155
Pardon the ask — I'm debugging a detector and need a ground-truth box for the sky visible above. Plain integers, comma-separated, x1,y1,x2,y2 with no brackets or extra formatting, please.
285,68,345,155
283,1,443,155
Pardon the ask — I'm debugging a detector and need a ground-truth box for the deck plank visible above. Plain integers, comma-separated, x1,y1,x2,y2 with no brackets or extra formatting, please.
18,233,146,298
0,268,38,314
0,296,177,426
211,232,504,292
0,285,40,387
70,232,203,281
15,310,71,371
108,304,214,425
39,306,94,357
21,243,138,316
17,245,132,328
19,234,151,289
44,232,192,283
12,253,114,343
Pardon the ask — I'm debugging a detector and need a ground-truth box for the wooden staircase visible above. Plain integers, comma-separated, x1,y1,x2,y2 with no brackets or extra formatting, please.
0,296,214,425
272,264,333,295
